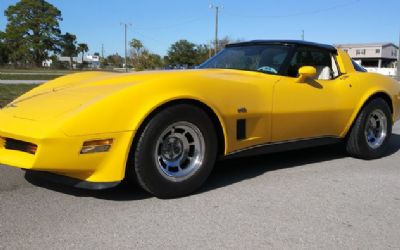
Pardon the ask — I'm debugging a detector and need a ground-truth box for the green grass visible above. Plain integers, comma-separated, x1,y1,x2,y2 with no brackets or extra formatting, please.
0,84,37,107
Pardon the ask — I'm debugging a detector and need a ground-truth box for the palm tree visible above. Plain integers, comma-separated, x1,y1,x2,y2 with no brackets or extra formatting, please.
77,43,89,68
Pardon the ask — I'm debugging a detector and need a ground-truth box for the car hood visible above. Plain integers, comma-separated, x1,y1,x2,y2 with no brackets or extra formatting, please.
1,69,270,122
1,72,135,121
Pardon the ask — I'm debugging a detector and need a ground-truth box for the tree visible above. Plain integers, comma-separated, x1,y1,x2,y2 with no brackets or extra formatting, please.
165,40,199,67
0,32,10,65
130,38,144,68
60,32,78,68
77,43,89,66
130,38,144,57
3,0,62,67
195,44,211,64
145,52,163,70
209,36,243,54
217,36,233,52
128,38,163,71
134,49,163,71
106,53,123,67
165,40,213,67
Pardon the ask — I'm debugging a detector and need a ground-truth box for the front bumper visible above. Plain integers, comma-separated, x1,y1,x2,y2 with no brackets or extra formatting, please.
0,112,135,183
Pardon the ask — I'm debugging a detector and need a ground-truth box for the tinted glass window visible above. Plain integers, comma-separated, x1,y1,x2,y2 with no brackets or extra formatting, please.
352,60,367,72
287,47,333,77
200,45,291,75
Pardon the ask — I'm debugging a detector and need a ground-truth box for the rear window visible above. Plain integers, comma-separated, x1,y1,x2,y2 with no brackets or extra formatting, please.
352,60,367,72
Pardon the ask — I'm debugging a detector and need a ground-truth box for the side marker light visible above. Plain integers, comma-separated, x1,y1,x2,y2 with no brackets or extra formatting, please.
80,139,113,154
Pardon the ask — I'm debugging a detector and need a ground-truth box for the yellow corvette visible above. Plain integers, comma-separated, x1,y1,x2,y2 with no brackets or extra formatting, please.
1,40,399,198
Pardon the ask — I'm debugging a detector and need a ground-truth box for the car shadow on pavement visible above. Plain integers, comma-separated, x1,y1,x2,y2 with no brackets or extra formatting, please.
25,134,400,200
24,173,152,201
198,133,400,195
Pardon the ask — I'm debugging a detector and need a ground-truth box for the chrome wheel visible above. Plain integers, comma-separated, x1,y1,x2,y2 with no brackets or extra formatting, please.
155,121,205,180
364,109,388,149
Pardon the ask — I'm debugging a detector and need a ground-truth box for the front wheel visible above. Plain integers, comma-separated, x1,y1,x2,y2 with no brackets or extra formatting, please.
128,104,218,198
346,98,392,159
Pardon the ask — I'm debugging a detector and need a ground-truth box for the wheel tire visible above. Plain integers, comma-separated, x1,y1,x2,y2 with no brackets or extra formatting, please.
128,104,218,198
346,98,392,159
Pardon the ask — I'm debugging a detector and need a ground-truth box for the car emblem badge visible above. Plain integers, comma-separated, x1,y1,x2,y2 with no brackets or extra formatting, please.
237,107,247,113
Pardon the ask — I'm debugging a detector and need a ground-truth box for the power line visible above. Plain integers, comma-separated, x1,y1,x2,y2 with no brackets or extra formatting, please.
223,0,361,19
134,30,163,44
134,16,207,31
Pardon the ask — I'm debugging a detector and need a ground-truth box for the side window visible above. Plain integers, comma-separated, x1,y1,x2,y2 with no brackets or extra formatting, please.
257,47,290,75
287,47,337,80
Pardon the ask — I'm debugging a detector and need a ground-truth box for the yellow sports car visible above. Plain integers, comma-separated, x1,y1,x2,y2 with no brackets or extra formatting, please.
1,40,399,198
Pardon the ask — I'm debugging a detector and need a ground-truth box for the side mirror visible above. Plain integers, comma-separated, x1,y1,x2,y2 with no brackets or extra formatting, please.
296,66,317,83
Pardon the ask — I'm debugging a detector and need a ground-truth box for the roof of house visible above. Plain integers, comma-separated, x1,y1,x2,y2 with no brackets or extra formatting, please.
226,40,337,52
335,43,399,49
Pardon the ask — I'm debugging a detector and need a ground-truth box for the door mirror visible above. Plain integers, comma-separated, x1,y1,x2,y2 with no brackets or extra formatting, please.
297,66,317,83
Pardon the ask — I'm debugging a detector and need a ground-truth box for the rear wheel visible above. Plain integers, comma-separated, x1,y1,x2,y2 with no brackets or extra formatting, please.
128,104,217,198
346,98,392,159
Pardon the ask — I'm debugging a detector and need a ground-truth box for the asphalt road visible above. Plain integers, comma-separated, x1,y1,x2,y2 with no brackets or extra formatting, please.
1,123,400,250
0,80,44,84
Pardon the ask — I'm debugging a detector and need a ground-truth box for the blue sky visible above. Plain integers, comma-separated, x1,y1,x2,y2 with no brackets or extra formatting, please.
1,0,399,56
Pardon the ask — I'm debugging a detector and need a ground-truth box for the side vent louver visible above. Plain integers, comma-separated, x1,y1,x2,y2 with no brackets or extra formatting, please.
236,119,246,140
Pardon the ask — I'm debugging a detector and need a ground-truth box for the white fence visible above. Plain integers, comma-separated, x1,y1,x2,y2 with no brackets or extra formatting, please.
365,67,397,77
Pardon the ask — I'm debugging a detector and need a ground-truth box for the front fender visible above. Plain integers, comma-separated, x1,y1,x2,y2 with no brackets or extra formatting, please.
59,75,268,154
58,77,232,136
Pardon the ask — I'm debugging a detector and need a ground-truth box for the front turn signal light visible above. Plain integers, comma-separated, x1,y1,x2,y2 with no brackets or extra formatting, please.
26,144,38,154
80,139,113,154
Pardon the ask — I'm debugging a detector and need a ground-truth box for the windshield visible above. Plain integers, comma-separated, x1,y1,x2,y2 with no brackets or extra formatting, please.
199,44,292,75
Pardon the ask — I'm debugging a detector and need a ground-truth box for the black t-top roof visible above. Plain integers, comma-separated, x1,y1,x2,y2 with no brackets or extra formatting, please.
226,40,337,53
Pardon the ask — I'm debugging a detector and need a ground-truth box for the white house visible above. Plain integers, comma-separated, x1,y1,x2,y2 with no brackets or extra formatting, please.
336,43,398,68
43,54,100,69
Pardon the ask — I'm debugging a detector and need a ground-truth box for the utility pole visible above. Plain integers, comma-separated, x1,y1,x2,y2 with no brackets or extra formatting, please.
301,30,305,41
210,4,223,55
120,23,132,72
100,44,105,69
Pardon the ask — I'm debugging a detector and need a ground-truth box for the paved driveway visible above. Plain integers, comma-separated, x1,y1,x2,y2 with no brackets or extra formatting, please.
0,80,44,84
1,123,400,249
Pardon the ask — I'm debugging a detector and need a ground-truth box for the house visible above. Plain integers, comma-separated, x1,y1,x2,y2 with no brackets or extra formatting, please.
48,54,101,69
335,43,398,68
84,55,100,68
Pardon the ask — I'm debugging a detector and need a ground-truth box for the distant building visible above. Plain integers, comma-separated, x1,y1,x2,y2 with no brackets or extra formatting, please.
84,55,100,68
44,54,101,69
42,59,52,67
336,43,398,68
